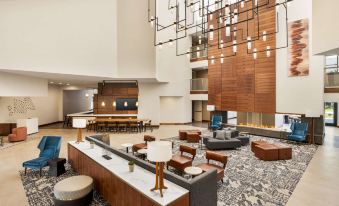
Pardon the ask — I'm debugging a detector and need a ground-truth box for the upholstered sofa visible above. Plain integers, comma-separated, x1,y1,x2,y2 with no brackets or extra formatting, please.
87,135,217,206
202,129,244,150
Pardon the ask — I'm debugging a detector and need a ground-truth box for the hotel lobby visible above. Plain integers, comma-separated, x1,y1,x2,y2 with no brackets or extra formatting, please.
0,0,339,206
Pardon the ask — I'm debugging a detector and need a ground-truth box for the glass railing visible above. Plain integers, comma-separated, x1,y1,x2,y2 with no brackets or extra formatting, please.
191,78,208,91
190,46,207,60
325,72,339,87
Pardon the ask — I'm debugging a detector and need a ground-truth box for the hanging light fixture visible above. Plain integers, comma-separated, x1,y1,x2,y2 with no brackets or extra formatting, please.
247,37,252,50
209,25,214,40
136,101,139,107
253,48,257,59
101,101,106,107
233,40,237,53
263,31,267,41
266,46,271,57
124,101,128,107
113,101,116,107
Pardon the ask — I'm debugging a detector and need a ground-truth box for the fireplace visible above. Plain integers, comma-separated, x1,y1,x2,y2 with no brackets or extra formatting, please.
237,112,275,129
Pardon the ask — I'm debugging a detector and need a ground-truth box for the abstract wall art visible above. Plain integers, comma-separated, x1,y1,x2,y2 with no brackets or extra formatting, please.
288,18,309,77
7,97,36,116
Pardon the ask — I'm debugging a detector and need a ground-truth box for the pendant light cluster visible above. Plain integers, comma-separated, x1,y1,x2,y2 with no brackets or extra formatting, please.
148,0,293,62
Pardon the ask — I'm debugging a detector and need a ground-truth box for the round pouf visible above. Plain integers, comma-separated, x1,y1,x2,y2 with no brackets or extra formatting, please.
54,175,93,206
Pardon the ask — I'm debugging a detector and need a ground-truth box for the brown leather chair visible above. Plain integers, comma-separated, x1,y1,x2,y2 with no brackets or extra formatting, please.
167,145,196,172
197,151,228,182
132,135,156,154
8,127,27,142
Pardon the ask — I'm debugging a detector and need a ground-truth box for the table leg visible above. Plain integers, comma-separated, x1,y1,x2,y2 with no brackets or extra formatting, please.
126,147,129,153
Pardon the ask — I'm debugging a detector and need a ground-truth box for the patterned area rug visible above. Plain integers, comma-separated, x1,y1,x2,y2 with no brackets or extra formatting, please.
167,135,317,206
19,164,110,206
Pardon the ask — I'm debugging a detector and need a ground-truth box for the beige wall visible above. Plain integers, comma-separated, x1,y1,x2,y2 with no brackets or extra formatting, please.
313,0,339,55
0,85,63,125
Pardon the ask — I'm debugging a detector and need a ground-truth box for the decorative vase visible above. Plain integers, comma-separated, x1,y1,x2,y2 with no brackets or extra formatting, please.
129,164,134,172
90,142,95,149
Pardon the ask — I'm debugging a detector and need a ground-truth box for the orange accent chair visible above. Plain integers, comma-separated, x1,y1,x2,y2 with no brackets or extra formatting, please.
8,127,27,142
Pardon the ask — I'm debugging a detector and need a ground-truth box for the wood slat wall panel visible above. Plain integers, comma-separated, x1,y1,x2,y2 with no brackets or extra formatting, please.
208,0,276,114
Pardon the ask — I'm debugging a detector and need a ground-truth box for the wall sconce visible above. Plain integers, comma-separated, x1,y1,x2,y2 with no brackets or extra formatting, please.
124,101,128,107
220,54,224,64
247,37,252,50
136,101,139,107
113,101,116,107
101,101,106,107
266,46,271,57
263,31,267,41
253,48,257,59
209,25,214,41
211,56,215,65
85,93,89,97
233,40,237,53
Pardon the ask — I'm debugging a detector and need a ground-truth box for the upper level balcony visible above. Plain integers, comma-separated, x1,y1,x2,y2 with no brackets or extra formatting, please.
190,78,208,94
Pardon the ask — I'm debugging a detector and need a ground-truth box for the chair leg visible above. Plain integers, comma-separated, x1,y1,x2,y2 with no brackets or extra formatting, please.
39,168,42,177
221,179,223,183
25,167,27,175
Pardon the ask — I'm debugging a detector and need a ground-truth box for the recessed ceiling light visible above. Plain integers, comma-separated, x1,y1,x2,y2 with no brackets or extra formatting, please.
50,81,54,84
66,83,70,86
58,82,63,85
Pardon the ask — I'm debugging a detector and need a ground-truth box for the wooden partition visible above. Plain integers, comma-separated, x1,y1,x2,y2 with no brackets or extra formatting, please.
68,144,189,206
93,82,138,114
208,0,276,113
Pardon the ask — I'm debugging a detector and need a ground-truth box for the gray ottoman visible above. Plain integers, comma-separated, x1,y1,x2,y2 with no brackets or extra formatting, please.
54,175,93,206
236,136,250,146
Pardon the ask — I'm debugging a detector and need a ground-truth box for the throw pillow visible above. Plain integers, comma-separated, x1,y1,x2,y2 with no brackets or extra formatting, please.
225,131,232,140
215,130,226,140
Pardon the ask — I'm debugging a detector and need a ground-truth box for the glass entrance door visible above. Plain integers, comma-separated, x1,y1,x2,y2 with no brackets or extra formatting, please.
325,102,338,126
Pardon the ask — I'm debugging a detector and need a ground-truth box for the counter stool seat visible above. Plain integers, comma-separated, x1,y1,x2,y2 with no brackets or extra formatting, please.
54,175,93,206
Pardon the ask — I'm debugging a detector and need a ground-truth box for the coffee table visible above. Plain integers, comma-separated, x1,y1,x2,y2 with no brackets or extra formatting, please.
121,143,133,153
48,158,66,177
137,148,148,160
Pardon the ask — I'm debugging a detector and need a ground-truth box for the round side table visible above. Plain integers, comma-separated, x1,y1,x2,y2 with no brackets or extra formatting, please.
121,143,133,153
184,166,203,179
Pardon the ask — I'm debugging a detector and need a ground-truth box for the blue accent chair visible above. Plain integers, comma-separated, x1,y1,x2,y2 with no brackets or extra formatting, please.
288,122,308,142
210,115,222,130
23,136,62,176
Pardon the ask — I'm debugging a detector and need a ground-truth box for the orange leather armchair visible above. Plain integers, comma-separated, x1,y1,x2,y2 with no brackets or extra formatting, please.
132,135,156,154
8,127,27,142
197,151,228,182
167,145,196,172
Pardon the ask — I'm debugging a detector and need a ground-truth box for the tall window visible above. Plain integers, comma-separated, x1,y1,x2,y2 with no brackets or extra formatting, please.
325,55,339,73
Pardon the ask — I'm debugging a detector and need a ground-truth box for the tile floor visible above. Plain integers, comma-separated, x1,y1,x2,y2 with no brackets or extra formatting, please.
0,125,338,206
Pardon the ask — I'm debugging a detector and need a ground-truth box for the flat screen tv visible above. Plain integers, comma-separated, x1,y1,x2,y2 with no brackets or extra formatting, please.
116,98,138,111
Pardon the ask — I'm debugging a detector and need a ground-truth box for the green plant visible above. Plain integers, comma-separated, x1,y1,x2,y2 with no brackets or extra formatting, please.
128,161,134,166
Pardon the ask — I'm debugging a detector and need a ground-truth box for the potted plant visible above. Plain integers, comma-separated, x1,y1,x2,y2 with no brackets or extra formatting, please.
128,161,135,172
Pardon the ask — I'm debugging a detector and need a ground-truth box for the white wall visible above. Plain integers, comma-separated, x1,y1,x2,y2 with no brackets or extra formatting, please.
0,85,63,125
324,94,339,126
276,0,324,115
0,72,48,97
0,0,117,77
312,0,339,55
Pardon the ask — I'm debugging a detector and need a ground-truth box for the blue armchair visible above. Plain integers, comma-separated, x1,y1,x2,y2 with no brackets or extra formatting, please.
288,122,308,142
210,115,222,130
23,136,62,176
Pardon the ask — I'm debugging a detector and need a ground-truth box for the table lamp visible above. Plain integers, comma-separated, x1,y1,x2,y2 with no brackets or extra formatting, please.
147,141,172,197
73,119,87,143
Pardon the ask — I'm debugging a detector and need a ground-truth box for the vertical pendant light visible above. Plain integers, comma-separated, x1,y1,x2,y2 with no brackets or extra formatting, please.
253,48,257,59
263,31,267,41
266,46,271,57
247,36,252,50
233,40,237,53
209,25,214,41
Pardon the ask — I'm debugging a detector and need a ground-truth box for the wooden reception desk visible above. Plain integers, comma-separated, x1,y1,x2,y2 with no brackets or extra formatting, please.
68,141,189,206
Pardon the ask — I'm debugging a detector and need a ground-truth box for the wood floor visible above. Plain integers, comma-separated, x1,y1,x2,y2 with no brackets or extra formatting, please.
0,125,338,206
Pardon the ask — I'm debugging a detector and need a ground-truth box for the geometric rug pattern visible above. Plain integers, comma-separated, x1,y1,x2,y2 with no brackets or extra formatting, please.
168,135,318,206
19,164,110,206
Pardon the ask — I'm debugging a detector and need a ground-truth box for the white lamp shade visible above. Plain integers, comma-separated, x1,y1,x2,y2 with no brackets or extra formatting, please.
73,119,87,128
207,105,215,111
147,141,172,162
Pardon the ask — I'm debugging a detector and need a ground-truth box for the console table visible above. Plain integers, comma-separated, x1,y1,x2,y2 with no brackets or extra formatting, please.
68,141,189,206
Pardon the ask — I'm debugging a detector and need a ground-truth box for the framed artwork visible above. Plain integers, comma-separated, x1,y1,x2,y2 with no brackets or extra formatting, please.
288,18,309,77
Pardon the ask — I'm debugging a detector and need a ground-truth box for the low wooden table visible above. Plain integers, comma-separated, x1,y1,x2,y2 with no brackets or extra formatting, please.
48,158,66,177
